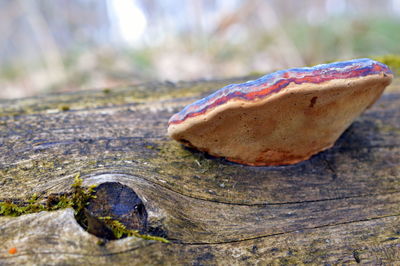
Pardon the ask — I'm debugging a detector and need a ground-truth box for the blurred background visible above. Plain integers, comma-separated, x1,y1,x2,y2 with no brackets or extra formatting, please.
0,0,399,99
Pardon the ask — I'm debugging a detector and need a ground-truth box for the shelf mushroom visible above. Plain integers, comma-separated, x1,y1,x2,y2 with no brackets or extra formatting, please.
168,58,393,166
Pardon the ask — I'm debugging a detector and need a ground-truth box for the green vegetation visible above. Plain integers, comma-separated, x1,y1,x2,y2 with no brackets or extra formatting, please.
59,105,70,111
98,216,169,243
102,88,111,94
70,173,98,227
0,173,169,243
0,173,95,217
0,194,45,216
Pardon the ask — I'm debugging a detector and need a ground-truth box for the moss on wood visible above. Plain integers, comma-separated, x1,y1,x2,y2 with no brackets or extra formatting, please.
0,173,95,219
0,75,399,264
98,216,169,243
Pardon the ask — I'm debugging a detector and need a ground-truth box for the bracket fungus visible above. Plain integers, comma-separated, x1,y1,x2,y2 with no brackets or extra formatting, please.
168,58,393,166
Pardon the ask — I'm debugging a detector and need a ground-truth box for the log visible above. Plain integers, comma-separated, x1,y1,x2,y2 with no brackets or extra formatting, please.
0,76,399,265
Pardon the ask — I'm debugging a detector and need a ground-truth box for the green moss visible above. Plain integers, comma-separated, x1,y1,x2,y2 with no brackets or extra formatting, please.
155,141,222,173
70,173,98,226
0,173,95,218
157,141,193,157
48,195,72,210
0,174,169,243
98,216,169,243
0,201,24,216
0,194,45,216
59,105,70,111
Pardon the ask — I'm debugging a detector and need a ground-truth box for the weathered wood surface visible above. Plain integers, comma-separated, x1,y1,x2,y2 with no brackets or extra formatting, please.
0,76,399,265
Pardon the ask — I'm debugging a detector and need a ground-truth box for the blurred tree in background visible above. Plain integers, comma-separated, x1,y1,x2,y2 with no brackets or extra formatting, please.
0,0,399,98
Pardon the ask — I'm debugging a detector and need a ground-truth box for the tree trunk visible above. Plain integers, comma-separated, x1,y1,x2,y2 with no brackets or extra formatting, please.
1,77,399,265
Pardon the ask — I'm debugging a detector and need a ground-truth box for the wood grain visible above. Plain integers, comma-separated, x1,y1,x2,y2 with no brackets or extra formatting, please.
0,77,399,265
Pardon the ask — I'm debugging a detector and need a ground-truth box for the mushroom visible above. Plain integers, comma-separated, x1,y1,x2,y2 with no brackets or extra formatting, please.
167,58,393,166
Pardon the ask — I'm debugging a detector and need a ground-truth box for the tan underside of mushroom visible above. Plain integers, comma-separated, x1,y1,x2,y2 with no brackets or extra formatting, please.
168,73,393,166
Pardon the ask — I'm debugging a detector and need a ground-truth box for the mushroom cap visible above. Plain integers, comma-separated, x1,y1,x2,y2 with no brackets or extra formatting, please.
168,58,393,166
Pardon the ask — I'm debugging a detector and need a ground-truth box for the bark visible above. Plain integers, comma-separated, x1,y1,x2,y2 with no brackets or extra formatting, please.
0,77,399,265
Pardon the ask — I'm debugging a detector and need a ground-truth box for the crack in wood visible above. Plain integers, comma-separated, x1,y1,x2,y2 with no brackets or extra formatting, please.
177,213,400,245
124,171,400,206
1,214,398,260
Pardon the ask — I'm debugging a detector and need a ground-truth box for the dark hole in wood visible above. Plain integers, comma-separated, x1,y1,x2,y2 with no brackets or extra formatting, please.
82,182,149,240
